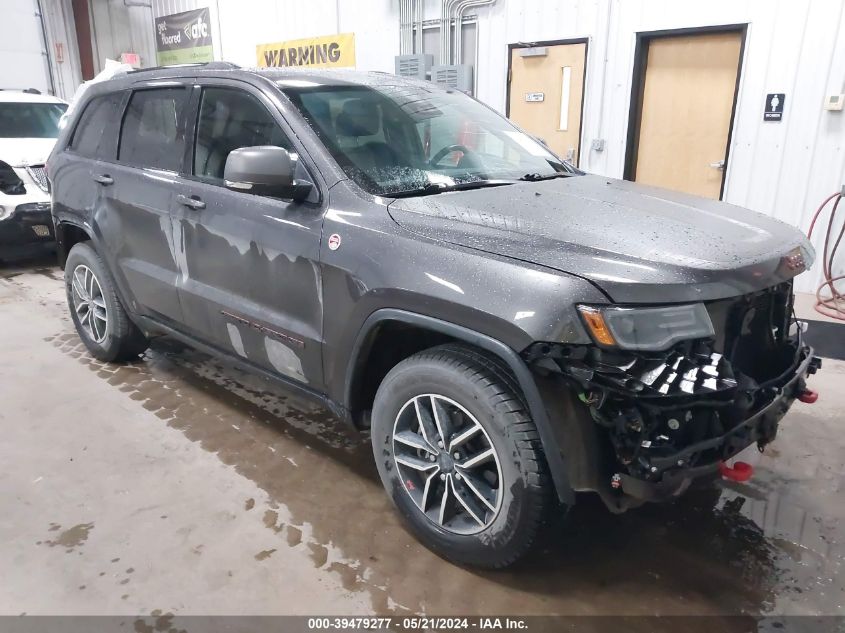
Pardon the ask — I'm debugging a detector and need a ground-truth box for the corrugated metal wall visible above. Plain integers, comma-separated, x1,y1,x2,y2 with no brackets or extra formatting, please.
89,0,157,71
141,0,845,292
40,0,84,100
1,0,53,93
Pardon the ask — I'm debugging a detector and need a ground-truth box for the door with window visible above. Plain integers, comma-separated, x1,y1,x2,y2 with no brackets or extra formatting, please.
508,41,587,166
100,85,189,323
172,82,324,387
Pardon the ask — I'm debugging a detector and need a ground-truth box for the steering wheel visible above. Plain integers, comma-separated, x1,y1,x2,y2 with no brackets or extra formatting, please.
429,144,474,167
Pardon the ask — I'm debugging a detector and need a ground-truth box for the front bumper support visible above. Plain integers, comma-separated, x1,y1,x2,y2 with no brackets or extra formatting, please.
618,345,820,502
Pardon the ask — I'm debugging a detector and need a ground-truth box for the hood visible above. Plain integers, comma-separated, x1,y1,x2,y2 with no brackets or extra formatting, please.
0,137,57,167
387,175,812,303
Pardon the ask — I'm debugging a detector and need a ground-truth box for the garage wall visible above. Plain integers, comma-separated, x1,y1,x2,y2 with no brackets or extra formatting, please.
148,0,844,293
0,0,54,93
88,0,158,72
470,0,845,294
151,0,399,71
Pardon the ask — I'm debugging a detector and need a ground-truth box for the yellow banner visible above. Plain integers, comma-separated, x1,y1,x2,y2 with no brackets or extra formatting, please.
257,33,355,69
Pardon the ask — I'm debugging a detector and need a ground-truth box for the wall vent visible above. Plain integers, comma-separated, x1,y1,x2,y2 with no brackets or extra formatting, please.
431,64,473,94
394,54,433,79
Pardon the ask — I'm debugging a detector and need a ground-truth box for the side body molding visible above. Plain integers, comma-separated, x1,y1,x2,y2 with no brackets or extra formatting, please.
344,309,575,504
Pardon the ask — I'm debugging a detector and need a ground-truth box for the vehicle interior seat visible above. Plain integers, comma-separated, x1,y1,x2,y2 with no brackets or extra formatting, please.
335,98,399,177
195,94,290,180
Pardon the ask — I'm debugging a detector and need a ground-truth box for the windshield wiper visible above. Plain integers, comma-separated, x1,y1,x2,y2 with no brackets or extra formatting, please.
387,179,516,198
519,172,576,182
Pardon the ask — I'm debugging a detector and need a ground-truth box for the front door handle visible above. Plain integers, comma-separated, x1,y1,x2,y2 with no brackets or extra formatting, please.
176,194,206,210
93,174,113,185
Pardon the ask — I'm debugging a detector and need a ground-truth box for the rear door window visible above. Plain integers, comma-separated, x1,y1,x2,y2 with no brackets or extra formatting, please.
118,88,188,171
69,94,121,159
192,87,291,181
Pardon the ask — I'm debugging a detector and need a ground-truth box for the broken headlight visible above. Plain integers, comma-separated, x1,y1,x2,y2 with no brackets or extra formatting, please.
578,303,715,351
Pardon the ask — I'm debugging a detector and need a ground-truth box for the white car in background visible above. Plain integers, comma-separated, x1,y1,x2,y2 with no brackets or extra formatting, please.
0,89,68,261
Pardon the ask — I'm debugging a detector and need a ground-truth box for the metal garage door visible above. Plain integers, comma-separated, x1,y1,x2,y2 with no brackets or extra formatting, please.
0,0,52,94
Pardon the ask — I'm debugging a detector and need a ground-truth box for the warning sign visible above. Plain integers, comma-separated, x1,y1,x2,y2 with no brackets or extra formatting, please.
257,33,355,69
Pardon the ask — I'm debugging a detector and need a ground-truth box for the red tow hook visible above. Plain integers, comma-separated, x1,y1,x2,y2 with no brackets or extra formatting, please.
798,389,819,404
719,461,754,482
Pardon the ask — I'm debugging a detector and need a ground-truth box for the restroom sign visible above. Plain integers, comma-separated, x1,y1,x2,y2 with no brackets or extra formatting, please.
764,93,785,122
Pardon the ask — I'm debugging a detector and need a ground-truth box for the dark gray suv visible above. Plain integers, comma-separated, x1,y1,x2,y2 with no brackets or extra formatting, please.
48,62,820,568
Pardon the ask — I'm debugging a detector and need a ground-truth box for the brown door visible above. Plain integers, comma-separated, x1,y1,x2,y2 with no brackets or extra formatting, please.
508,42,586,166
632,31,742,199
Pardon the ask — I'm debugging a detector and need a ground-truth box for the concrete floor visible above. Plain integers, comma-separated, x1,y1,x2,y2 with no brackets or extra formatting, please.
1,257,843,618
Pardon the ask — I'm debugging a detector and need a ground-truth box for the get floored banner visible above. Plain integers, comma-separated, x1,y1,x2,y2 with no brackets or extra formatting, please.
257,33,356,69
154,7,214,65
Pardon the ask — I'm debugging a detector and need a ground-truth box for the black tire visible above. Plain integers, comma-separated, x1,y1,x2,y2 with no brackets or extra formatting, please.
64,242,149,362
371,344,554,568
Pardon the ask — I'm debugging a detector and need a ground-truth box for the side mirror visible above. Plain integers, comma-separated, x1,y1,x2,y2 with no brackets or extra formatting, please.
223,145,313,201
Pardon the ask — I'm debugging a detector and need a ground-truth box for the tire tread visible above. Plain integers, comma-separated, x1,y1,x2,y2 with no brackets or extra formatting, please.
375,343,553,568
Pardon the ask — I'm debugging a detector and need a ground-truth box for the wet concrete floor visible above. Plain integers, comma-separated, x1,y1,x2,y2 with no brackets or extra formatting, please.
1,258,843,617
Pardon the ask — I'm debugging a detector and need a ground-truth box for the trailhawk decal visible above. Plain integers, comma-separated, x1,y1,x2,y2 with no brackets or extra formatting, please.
220,310,304,348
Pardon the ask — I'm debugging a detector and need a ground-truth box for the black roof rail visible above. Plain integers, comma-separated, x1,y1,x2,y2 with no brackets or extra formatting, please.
125,61,240,75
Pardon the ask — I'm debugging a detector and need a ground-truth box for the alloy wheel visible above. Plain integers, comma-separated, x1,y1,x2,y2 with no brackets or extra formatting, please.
392,394,503,535
70,264,108,344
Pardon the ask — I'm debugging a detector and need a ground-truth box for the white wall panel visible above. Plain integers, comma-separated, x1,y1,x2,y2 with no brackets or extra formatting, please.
0,0,52,93
40,0,84,100
152,0,398,69
89,0,157,71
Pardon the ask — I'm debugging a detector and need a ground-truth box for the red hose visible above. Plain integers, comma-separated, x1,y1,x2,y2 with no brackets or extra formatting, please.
807,191,845,321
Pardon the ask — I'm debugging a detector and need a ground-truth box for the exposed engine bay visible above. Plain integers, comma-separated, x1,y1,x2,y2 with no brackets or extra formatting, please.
525,282,822,503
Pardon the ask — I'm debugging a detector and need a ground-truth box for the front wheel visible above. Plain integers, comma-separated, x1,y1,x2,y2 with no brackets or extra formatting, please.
65,242,149,362
370,344,555,568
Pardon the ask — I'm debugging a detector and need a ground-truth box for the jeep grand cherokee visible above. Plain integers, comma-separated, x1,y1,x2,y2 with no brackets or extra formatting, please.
47,63,820,568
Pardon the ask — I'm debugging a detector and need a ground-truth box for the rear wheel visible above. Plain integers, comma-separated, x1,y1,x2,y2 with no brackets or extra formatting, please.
65,242,148,362
371,344,554,568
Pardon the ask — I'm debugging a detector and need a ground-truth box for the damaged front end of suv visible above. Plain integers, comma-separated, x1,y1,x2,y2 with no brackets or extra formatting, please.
525,280,821,512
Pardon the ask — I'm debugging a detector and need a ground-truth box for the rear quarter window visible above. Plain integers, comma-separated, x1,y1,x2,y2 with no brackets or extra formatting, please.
118,88,188,171
69,94,123,159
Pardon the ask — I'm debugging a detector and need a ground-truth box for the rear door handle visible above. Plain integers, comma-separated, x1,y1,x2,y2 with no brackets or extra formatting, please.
93,174,113,185
176,194,206,210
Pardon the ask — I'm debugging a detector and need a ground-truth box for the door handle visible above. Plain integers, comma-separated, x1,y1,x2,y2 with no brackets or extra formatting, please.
709,160,726,171
176,194,206,210
93,174,113,185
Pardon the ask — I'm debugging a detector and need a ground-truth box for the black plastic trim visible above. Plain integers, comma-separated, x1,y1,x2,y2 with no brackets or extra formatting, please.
345,308,575,504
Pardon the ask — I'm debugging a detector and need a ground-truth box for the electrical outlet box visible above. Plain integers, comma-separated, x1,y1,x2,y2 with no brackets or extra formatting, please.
591,139,606,152
431,65,473,95
824,94,844,111
394,54,433,80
